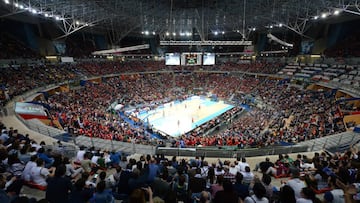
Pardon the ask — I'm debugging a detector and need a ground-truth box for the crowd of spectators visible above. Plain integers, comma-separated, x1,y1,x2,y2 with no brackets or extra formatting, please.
1,117,360,203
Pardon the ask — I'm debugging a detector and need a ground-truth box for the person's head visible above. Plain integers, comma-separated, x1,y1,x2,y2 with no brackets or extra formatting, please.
96,181,106,193
222,180,233,192
129,188,146,203
245,166,250,172
99,171,106,180
253,182,267,199
36,158,44,167
37,147,45,153
74,178,86,190
199,191,210,203
300,187,316,200
63,157,70,164
265,157,270,162
279,185,296,203
235,172,243,183
55,164,66,177
291,168,300,178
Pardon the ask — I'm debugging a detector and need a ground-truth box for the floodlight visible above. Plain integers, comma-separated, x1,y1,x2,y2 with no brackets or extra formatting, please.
19,5,23,9
252,28,256,31
172,32,176,36
279,23,283,27
4,0,10,4
75,21,80,25
14,3,18,7
214,31,218,35
141,31,144,34
31,9,37,14
321,13,327,18
152,31,155,35
165,32,170,36
55,16,60,20
334,10,340,15
269,25,273,29
144,31,149,35
314,16,319,20
221,31,225,34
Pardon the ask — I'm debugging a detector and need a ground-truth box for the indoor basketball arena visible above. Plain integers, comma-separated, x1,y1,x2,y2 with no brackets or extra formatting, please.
1,0,360,203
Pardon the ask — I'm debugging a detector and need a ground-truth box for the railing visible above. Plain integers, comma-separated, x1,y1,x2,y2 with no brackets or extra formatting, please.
156,145,308,158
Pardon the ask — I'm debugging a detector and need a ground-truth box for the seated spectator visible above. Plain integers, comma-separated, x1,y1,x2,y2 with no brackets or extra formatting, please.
90,180,114,203
233,172,249,201
241,166,254,185
46,164,73,203
323,176,345,203
30,158,55,187
0,174,10,203
244,182,269,203
63,157,83,179
37,148,54,168
128,187,153,203
213,180,239,203
69,178,94,203
297,187,321,203
22,155,37,181
276,185,296,203
285,169,306,199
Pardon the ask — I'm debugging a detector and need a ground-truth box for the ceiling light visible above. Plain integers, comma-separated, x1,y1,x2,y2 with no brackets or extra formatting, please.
14,3,18,7
314,16,319,20
19,5,23,9
44,13,49,17
321,13,327,18
269,25,273,29
279,23,283,27
31,9,37,14
152,31,156,35
165,32,170,36
141,31,144,34
55,16,60,20
334,10,340,15
75,21,80,25
144,31,149,35
214,31,218,35
4,0,10,4
172,32,176,36
222,31,225,34
252,28,256,31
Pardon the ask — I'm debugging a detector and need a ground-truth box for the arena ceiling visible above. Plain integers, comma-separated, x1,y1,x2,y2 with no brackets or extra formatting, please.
1,0,360,43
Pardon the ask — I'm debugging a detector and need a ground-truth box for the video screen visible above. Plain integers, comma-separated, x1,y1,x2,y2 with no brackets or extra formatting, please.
165,53,180,65
203,53,215,65
185,54,198,65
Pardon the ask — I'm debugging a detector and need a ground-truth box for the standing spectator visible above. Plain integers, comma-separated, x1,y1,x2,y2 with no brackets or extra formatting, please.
46,164,73,203
233,172,249,201
323,176,345,203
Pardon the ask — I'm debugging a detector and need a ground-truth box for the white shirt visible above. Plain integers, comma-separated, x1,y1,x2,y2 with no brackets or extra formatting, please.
241,171,254,184
91,155,99,164
229,167,238,175
296,198,313,203
287,178,306,199
22,161,36,181
76,150,86,162
238,162,249,172
244,195,269,203
30,166,50,186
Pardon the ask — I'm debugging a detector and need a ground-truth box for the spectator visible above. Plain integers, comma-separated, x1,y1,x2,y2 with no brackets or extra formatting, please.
286,169,306,199
30,158,55,187
244,182,269,203
46,164,73,203
276,185,296,203
213,180,239,203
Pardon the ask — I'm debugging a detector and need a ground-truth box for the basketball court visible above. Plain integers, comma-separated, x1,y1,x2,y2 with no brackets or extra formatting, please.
137,96,234,137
